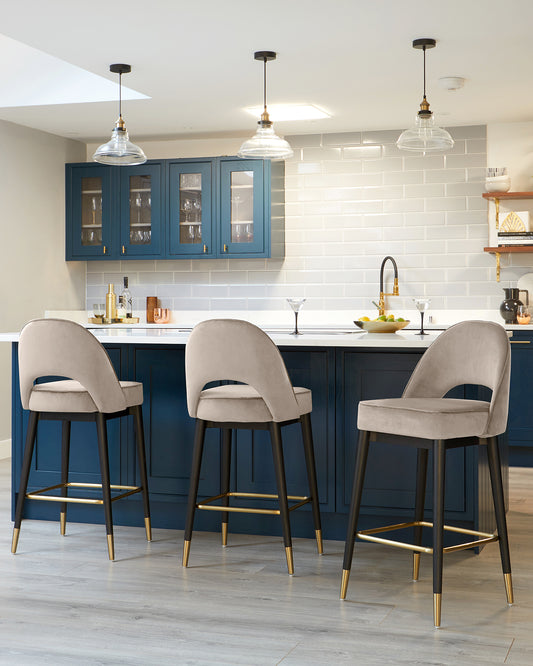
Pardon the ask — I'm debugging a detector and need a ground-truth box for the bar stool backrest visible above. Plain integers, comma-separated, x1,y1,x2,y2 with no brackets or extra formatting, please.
18,318,127,414
402,320,511,437
186,319,301,423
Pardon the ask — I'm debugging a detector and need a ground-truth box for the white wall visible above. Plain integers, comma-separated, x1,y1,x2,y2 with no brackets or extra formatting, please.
0,119,86,441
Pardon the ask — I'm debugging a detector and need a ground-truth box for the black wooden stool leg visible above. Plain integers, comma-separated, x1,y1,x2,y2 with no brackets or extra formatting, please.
486,436,514,604
432,439,446,628
96,413,114,561
270,422,294,575
60,420,71,536
221,428,232,547
300,413,323,555
341,429,370,599
413,447,428,581
183,419,206,567
132,406,151,542
12,411,39,553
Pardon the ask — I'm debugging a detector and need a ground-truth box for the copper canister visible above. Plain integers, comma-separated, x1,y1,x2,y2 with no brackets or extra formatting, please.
146,296,158,323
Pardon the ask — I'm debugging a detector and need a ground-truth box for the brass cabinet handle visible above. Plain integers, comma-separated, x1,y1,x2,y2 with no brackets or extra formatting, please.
223,244,228,253
103,245,107,255
203,244,207,253
122,245,125,255
510,340,531,344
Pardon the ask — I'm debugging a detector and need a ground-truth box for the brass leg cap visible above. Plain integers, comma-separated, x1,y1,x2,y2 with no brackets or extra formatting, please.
60,511,66,536
433,593,442,628
11,527,20,554
285,546,294,575
107,534,115,561
504,572,514,605
144,517,152,542
340,569,350,600
183,540,191,567
222,522,228,547
413,552,421,581
315,529,323,555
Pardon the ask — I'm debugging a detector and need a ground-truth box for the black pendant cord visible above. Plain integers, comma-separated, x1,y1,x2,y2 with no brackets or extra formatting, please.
118,72,123,120
423,45,427,102
263,57,268,114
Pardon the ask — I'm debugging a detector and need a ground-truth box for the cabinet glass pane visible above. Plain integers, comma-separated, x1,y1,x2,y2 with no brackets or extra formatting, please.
129,174,152,245
231,170,254,243
81,177,103,246
179,173,202,245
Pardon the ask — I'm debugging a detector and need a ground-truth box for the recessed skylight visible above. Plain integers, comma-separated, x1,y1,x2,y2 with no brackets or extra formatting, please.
245,104,331,121
0,34,149,108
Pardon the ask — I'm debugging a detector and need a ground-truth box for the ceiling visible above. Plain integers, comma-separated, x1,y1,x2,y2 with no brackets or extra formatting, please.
1,0,533,143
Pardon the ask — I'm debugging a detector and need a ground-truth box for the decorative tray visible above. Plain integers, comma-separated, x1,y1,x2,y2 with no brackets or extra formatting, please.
88,317,140,324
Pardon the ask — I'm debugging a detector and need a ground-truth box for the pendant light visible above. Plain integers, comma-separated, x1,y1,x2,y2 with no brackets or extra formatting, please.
93,64,147,165
238,51,293,161
396,39,454,153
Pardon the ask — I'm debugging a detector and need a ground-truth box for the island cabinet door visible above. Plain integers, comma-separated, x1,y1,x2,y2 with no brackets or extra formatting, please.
336,351,470,520
132,347,220,498
232,349,336,514
507,332,533,466
12,347,125,517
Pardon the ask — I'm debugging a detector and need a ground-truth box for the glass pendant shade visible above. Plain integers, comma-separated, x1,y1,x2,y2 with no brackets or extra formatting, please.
396,113,454,153
92,63,146,166
93,124,147,165
238,50,293,161
238,122,293,160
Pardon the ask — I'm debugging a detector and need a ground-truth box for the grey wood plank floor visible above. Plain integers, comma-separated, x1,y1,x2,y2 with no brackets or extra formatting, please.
1,458,532,665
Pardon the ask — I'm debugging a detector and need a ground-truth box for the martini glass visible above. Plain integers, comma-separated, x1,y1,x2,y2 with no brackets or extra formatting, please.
287,298,306,335
413,298,431,335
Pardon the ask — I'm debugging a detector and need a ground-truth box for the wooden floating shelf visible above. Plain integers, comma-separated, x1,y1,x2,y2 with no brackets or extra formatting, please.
482,192,533,200
484,246,533,253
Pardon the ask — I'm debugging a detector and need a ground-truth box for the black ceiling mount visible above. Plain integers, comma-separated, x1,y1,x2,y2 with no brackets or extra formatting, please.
109,64,131,75
254,51,276,62
412,38,436,50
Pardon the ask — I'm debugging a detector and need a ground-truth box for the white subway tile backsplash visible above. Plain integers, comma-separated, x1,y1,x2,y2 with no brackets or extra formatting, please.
87,125,499,313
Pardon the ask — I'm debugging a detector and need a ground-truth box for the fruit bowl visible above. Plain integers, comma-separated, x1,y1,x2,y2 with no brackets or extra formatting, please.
354,319,410,333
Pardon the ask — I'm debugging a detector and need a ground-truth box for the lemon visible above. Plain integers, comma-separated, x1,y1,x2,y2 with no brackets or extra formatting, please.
386,314,395,322
359,316,370,322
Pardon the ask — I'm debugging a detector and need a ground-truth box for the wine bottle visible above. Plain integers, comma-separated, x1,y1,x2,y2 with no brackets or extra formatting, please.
119,277,133,319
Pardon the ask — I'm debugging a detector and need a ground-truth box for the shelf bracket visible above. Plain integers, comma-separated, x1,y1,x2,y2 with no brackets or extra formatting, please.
495,251,501,282
495,198,500,230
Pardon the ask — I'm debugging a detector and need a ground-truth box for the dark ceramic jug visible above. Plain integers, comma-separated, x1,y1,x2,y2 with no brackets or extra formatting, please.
500,288,523,325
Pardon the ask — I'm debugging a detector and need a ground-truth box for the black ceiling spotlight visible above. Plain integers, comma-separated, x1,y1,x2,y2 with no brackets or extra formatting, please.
92,63,147,166
396,38,454,153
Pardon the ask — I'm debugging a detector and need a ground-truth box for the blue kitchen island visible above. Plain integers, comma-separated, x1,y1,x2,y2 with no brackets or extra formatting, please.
5,327,502,542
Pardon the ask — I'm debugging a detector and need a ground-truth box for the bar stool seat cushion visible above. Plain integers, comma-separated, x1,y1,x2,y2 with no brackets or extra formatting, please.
357,397,490,440
28,379,143,414
196,384,312,423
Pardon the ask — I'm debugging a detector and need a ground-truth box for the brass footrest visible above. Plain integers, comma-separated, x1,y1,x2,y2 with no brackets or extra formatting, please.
197,491,311,516
357,520,498,554
25,482,142,505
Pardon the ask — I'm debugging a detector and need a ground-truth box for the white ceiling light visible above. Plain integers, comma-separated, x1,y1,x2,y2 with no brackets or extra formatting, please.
245,104,330,122
396,38,454,154
92,64,147,166
438,76,466,91
238,51,293,161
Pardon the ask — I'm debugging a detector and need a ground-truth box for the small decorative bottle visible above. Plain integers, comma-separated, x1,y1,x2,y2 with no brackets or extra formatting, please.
105,283,117,320
119,277,133,319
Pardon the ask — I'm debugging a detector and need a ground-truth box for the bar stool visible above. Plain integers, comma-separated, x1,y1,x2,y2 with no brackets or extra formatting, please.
12,318,151,560
340,320,513,627
182,319,323,574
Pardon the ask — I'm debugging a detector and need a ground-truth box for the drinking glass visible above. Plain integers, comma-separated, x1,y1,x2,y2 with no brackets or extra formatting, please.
413,298,431,335
286,298,306,335
517,305,531,325
93,303,105,319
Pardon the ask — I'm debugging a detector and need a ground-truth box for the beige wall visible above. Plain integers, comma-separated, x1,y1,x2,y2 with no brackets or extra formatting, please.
0,119,86,441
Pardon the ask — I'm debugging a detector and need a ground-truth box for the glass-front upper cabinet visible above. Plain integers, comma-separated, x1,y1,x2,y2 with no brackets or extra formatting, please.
119,163,162,257
67,164,113,259
168,161,213,257
219,159,265,256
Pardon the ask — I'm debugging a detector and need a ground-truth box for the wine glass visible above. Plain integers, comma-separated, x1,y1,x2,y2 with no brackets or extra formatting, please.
93,303,105,320
413,298,431,335
287,298,306,335
134,193,142,223
517,305,531,325
182,198,192,222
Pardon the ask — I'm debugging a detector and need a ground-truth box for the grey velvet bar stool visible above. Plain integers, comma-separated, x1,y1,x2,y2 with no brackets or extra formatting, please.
182,318,323,574
341,320,513,627
12,318,151,560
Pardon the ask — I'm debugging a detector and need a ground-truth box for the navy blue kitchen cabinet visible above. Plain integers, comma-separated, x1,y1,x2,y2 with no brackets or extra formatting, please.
507,330,533,466
66,161,163,260
66,157,284,261
10,342,501,539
